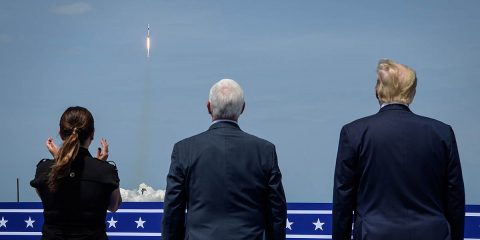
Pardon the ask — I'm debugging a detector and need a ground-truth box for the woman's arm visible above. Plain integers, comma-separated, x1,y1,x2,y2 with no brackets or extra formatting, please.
108,188,122,212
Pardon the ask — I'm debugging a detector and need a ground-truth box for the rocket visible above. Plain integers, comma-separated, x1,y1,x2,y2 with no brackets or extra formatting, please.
146,24,151,58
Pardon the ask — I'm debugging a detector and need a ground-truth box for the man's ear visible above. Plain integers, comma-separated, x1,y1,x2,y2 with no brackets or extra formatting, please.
241,102,245,114
207,101,212,114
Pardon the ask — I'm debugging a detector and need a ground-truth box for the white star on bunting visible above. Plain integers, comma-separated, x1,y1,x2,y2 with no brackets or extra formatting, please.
25,217,35,228
286,218,294,230
107,217,118,228
313,218,325,231
0,217,7,228
135,217,146,228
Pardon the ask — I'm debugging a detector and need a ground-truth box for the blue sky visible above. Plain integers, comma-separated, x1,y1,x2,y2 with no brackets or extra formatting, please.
1,1,479,203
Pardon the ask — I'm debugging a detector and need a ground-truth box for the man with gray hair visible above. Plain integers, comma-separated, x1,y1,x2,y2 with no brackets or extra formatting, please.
162,79,287,240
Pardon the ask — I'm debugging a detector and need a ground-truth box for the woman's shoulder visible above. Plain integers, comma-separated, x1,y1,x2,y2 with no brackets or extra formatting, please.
35,158,54,171
31,159,54,188
84,157,118,171
82,157,120,186
37,158,54,165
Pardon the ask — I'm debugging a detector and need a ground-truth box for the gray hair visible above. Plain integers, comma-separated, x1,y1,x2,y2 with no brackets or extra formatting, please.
208,79,245,120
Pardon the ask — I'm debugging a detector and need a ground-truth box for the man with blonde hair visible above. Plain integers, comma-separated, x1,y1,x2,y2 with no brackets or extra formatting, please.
332,59,465,240
162,79,287,240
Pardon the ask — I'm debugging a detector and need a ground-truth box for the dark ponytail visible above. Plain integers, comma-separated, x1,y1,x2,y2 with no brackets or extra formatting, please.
48,107,94,192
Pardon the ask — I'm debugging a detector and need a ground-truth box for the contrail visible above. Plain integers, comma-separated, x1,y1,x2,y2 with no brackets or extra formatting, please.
136,24,153,183
146,24,151,58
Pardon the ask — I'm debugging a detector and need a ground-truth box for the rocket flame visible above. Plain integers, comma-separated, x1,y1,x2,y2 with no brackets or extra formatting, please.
146,24,151,58
146,37,150,58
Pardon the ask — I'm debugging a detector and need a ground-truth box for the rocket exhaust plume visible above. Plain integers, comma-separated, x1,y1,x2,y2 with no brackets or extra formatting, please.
146,24,151,58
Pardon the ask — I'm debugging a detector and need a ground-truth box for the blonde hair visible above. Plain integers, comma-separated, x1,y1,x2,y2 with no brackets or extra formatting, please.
375,59,417,105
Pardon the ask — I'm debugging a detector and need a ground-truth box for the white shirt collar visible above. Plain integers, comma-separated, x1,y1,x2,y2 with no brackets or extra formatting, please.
211,119,238,125
380,102,409,108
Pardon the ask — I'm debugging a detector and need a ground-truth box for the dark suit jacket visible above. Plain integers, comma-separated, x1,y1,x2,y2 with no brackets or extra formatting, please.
332,104,465,240
162,121,287,240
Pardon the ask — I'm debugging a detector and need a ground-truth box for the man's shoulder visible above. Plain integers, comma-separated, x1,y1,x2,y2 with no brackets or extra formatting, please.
342,113,377,130
411,113,454,135
175,130,209,144
342,110,452,133
241,131,275,147
413,113,450,126
174,128,275,148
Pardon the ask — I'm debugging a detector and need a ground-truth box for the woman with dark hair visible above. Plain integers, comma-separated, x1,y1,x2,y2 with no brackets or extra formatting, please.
31,106,122,240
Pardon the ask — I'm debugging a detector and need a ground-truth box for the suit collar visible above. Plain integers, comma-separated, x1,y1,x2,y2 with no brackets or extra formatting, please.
208,121,241,131
378,103,411,113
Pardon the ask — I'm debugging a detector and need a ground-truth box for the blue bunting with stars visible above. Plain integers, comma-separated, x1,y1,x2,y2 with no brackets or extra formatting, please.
0,202,479,239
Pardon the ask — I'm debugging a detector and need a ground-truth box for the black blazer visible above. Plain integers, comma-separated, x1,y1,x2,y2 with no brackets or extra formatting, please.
162,121,287,240
31,147,119,240
332,104,465,240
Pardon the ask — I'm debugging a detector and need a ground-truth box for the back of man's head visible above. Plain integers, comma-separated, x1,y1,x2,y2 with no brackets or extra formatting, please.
375,59,417,105
208,79,245,120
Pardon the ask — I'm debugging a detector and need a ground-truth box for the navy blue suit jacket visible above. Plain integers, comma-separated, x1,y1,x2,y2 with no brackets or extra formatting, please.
332,104,465,240
162,121,287,240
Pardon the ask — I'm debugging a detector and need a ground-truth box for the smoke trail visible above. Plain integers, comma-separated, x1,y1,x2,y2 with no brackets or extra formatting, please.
136,57,152,183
